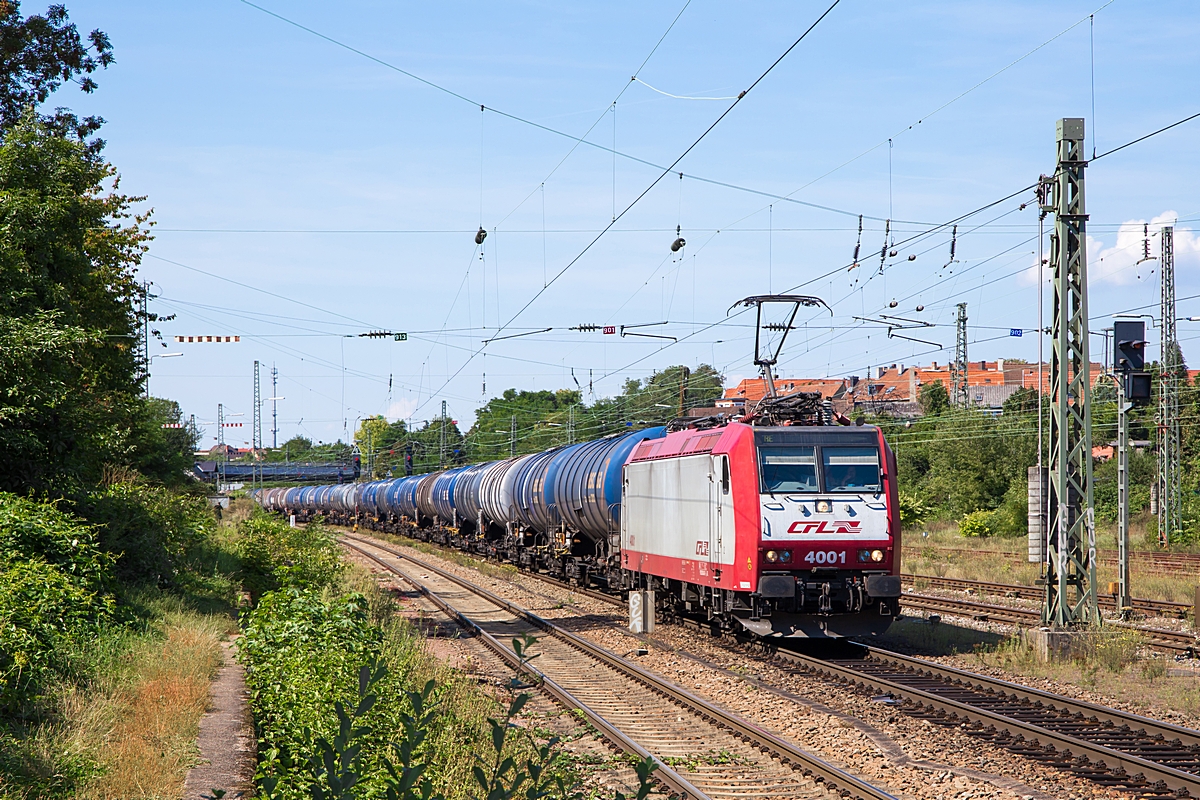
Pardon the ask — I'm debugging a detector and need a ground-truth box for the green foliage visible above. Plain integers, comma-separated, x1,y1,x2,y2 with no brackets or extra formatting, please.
0,2,113,144
1001,387,1040,415
897,491,931,530
466,365,723,465
988,479,1029,537
887,407,1037,522
1094,447,1155,524
918,380,949,415
242,589,386,799
957,510,995,538
74,479,212,585
0,113,155,496
237,514,343,600
0,493,114,714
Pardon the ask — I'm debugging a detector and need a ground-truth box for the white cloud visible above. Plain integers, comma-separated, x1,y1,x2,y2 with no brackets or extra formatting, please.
1018,211,1199,287
1089,211,1200,286
386,398,418,423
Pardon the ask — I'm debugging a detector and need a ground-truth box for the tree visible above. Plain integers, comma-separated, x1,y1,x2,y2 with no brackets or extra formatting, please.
354,416,409,478
0,113,152,494
918,379,949,416
1002,387,1040,415
0,3,113,147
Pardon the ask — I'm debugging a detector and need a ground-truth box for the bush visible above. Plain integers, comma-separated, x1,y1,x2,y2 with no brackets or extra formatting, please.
75,481,213,585
0,494,114,713
241,589,385,798
898,491,931,530
958,510,996,538
237,515,343,601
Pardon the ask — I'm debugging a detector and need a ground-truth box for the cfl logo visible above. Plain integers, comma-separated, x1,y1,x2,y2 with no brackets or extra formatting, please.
787,520,862,535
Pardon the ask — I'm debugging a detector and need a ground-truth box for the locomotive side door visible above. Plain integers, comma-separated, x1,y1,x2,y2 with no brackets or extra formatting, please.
710,453,730,569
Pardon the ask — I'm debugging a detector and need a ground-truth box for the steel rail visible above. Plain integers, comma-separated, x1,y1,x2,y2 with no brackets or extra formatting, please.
345,525,1200,795
341,533,899,800
900,593,1198,653
768,646,1200,798
904,546,1200,572
862,647,1200,748
340,537,709,800
901,573,1190,617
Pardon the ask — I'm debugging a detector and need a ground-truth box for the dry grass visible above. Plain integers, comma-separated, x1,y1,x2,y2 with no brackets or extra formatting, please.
975,630,1200,721
55,612,228,800
223,497,256,527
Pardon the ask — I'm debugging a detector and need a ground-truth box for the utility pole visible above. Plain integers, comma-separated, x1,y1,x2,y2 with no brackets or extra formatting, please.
217,403,226,491
271,363,279,449
951,303,969,407
567,405,575,445
140,281,151,397
1158,227,1181,547
510,415,516,458
439,400,447,468
1041,118,1099,628
1113,317,1150,615
253,361,262,494
1116,375,1132,615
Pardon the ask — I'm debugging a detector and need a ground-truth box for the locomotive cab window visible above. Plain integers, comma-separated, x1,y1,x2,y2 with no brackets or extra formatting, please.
822,447,881,492
758,446,818,493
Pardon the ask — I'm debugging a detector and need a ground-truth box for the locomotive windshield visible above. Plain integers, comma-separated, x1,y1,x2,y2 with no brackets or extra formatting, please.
822,446,881,492
758,446,818,493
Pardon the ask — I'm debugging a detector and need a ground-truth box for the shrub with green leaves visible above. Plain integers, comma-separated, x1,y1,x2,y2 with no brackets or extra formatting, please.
237,515,343,600
0,493,113,713
898,491,931,530
75,480,212,584
241,589,385,798
957,509,996,538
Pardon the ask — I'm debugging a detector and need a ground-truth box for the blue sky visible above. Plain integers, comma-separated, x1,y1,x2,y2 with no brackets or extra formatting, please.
61,0,1200,447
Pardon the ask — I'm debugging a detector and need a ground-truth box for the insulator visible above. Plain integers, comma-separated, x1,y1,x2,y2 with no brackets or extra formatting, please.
907,254,916,261
889,299,898,308
889,249,898,258
475,227,487,245
671,237,686,252
916,304,925,312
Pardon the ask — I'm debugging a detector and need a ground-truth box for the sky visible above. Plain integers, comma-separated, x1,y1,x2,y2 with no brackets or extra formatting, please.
59,0,1200,449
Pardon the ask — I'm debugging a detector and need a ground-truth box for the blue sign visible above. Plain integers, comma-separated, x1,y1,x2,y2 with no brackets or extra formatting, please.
1009,328,1023,337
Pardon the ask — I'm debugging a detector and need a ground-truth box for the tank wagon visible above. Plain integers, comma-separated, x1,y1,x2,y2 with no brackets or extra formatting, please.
260,410,901,639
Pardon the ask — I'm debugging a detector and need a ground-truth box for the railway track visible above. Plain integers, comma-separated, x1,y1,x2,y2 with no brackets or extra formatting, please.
906,546,1200,573
340,533,898,800
349,529,1200,797
773,647,1200,799
902,573,1192,618
899,593,1199,654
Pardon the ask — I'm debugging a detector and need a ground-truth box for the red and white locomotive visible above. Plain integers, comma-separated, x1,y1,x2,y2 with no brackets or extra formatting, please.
621,420,900,638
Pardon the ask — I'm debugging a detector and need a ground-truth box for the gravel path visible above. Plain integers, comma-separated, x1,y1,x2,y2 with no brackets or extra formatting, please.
182,639,256,799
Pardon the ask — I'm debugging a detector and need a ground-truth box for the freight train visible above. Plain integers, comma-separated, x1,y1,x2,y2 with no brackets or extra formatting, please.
254,402,901,639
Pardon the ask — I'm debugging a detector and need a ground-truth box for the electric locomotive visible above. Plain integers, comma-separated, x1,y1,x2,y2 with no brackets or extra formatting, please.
621,419,900,638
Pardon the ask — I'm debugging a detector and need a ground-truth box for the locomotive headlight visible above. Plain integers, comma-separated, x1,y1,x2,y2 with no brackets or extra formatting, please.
871,549,885,562
816,500,832,513
857,549,871,562
779,550,792,563
765,550,779,563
